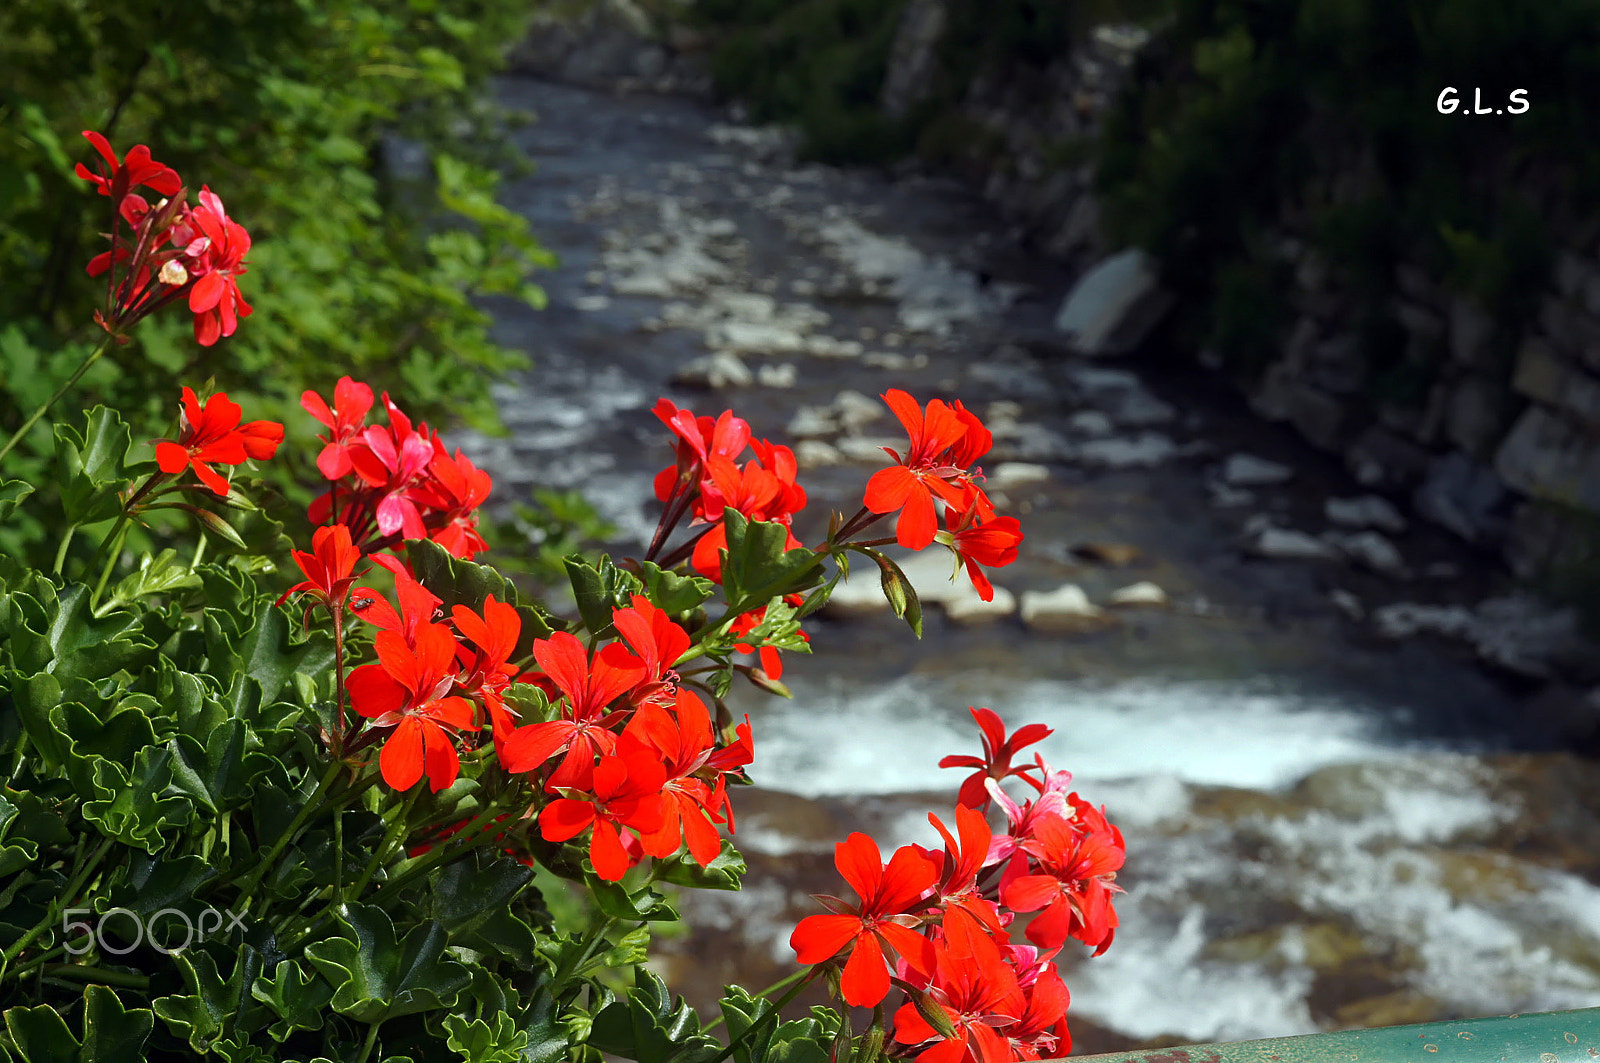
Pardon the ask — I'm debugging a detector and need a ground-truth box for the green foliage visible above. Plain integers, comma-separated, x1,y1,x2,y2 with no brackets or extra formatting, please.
0,0,553,570
0,391,902,1063
1097,0,1600,384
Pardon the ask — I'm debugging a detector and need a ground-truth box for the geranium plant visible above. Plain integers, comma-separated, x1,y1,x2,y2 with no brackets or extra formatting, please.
0,134,1123,1063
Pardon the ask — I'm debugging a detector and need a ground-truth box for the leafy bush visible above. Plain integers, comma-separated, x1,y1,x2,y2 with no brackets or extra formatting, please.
0,0,554,572
0,157,1126,1060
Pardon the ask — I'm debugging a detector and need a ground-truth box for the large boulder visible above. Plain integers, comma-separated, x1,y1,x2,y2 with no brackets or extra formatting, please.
1053,249,1174,357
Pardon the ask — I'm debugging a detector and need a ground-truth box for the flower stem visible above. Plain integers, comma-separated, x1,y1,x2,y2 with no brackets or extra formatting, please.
232,758,343,910
52,524,78,577
0,334,116,467
707,969,817,1063
702,968,810,1031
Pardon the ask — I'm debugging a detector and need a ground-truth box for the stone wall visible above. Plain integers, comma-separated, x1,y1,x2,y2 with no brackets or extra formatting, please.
870,0,1600,589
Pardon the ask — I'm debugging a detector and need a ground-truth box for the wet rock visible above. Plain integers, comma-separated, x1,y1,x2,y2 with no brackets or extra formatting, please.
757,363,797,388
1068,410,1115,436
1325,495,1407,534
804,336,866,359
1329,589,1365,621
786,406,834,438
1020,584,1110,633
835,436,902,463
991,424,1077,463
1246,526,1342,562
881,0,948,119
707,320,807,354
1413,451,1508,544
1372,602,1476,641
1328,530,1408,577
1075,433,1177,468
986,462,1052,492
832,390,885,433
573,294,611,311
1110,388,1179,427
1221,453,1295,487
795,440,842,467
1053,248,1174,356
1071,542,1143,566
1108,581,1168,607
673,351,751,389
1372,596,1581,679
1208,482,1256,508
944,584,1017,625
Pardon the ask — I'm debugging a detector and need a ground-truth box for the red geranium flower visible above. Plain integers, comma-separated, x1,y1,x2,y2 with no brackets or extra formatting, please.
864,390,995,551
539,747,667,881
75,131,181,204
891,908,1025,1063
176,188,252,346
277,524,365,617
498,631,646,789
1000,805,1125,954
790,832,939,1007
939,708,1053,811
302,377,376,480
154,386,283,496
347,621,475,792
939,506,1023,603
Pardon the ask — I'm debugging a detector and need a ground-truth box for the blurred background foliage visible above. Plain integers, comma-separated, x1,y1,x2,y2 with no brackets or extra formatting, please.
0,0,556,566
687,0,1600,381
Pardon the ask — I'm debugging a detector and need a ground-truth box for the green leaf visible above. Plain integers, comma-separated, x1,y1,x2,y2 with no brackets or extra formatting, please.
636,561,715,617
80,746,194,852
600,923,651,968
585,876,680,923
204,598,333,708
564,554,642,636
515,979,569,1063
152,948,263,1053
654,840,747,892
304,904,472,1023
2,1005,77,1063
588,970,720,1063
443,1013,529,1063
168,718,275,814
430,853,540,966
40,585,156,682
101,853,217,922
716,510,822,616
54,407,142,525
0,480,34,522
251,960,334,1041
98,549,202,614
406,538,560,657
80,985,156,1063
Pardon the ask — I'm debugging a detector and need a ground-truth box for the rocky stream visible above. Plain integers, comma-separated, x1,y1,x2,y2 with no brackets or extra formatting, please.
452,75,1600,1054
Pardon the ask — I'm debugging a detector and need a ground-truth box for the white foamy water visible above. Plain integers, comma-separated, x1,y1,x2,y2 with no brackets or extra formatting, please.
752,675,1407,799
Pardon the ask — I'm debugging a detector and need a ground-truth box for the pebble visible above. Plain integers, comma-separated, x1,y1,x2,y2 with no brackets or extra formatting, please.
1325,495,1408,534
786,407,835,438
1247,526,1343,562
795,440,843,467
757,363,798,388
1108,581,1169,607
672,351,751,389
1221,453,1295,487
1075,433,1177,468
832,390,886,432
1071,542,1143,566
1330,530,1408,577
944,584,1018,625
986,462,1053,492
1068,410,1115,436
573,294,611,311
1020,584,1110,633
1329,589,1366,621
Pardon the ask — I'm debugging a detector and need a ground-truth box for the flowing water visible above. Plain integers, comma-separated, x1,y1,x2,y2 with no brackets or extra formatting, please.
457,76,1600,1052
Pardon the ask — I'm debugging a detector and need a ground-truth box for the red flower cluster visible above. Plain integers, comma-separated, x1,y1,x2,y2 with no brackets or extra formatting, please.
302,377,492,560
652,398,810,677
333,572,753,882
76,132,252,346
865,391,1022,602
154,386,283,496
789,709,1124,1063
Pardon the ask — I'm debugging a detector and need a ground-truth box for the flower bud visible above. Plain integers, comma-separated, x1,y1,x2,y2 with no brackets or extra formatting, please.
159,259,188,285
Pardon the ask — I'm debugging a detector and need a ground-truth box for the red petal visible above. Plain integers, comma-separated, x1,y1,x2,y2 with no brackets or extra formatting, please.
789,914,861,965
863,465,916,515
380,718,426,791
840,930,891,1008
834,833,884,907
539,798,596,842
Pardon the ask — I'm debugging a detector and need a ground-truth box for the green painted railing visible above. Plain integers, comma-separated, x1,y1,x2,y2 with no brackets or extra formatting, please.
1074,1008,1600,1063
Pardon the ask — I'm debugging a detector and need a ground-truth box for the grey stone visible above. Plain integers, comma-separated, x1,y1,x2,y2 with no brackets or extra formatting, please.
1414,451,1509,544
1284,316,1320,371
757,363,798,388
1246,526,1343,562
1494,406,1600,513
1512,336,1600,423
1221,453,1295,487
1074,433,1176,468
1053,249,1174,356
1325,495,1408,534
881,0,949,118
1331,530,1408,577
1445,374,1506,456
1555,251,1591,298
1109,388,1178,427
1020,584,1110,633
1345,425,1435,489
986,462,1053,491
1067,410,1115,436
1107,581,1168,606
1449,297,1495,368
1312,334,1366,394
1287,385,1347,452
1394,299,1444,341
1249,360,1296,423
795,439,843,467
673,351,752,389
